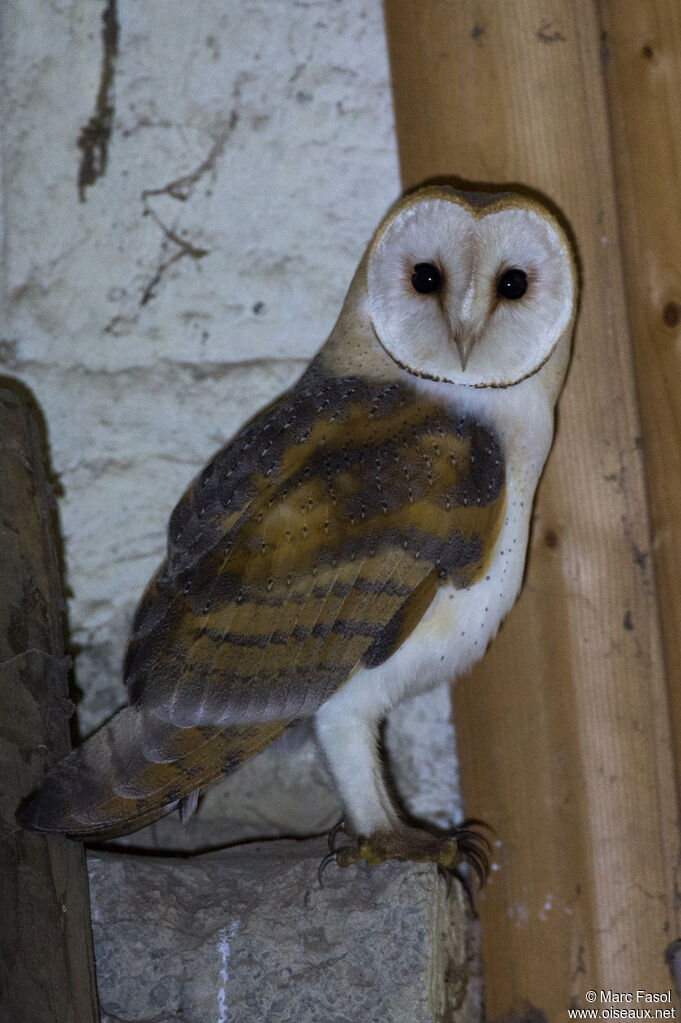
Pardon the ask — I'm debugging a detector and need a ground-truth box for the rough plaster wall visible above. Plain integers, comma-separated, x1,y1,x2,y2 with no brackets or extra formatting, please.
0,0,461,840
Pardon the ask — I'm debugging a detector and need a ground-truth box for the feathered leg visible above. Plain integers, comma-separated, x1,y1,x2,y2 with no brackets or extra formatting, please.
314,697,489,883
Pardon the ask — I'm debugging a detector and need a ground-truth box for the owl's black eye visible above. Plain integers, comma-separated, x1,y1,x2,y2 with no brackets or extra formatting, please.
411,262,443,295
496,267,528,300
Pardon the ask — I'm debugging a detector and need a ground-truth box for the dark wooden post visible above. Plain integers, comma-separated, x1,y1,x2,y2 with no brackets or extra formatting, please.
0,385,99,1022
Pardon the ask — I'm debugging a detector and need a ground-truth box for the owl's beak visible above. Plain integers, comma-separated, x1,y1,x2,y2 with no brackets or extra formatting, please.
453,331,477,372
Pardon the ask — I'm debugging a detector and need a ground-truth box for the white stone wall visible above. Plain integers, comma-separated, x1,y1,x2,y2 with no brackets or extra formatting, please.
1,0,395,718
1,0,461,833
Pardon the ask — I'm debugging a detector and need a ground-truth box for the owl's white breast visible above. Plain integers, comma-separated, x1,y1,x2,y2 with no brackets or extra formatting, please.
316,366,555,725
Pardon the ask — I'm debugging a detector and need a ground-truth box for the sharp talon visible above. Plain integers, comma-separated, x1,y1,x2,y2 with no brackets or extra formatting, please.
452,865,479,916
453,820,492,884
468,848,488,889
328,817,346,853
455,826,491,852
318,850,338,887
459,816,494,836
463,839,489,885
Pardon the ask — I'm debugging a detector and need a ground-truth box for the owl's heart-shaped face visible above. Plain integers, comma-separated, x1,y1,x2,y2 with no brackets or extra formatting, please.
366,190,576,389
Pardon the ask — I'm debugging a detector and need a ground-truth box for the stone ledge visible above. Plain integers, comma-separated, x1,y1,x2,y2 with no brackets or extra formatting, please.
87,838,480,1023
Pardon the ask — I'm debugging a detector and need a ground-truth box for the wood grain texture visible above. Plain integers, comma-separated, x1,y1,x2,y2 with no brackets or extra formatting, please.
0,385,99,1023
383,2,681,1019
598,0,681,796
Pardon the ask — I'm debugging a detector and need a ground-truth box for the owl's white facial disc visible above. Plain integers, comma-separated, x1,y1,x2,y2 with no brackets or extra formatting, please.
367,194,575,388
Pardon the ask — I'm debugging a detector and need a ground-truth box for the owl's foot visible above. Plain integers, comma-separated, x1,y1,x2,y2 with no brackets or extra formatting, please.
327,816,347,853
317,818,348,885
318,819,491,890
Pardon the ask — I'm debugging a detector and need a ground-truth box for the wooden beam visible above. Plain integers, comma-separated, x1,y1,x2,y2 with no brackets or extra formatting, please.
383,2,680,1018
599,0,681,797
0,385,99,1023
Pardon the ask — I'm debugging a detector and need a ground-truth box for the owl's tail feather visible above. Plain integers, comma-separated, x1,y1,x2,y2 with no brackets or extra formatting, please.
16,706,290,841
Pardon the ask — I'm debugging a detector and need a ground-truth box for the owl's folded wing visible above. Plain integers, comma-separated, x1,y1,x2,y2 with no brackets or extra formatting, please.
124,370,507,727
17,371,506,839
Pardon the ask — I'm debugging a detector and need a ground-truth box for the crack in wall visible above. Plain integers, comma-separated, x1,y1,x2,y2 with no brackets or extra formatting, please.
143,208,209,260
137,115,238,305
77,0,119,202
139,207,210,307
140,111,238,203
139,242,202,307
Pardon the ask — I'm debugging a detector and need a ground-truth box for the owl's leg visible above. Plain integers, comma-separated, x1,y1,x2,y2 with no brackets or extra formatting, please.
314,708,400,837
314,699,489,884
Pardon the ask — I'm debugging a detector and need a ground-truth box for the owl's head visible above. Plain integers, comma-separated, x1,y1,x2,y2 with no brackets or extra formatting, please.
365,186,577,389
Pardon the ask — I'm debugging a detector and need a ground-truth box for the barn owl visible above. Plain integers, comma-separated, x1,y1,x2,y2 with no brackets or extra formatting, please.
18,185,577,882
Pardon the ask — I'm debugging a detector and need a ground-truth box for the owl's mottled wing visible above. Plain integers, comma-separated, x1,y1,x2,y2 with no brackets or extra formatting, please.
124,368,506,728
17,368,507,840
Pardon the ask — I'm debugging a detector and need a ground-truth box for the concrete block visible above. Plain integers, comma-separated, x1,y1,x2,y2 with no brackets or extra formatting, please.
88,840,481,1023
